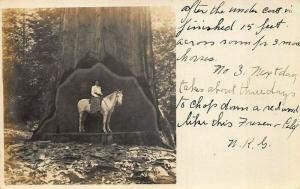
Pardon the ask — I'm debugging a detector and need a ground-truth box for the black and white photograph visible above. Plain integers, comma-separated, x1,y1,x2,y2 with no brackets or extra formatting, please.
3,6,176,184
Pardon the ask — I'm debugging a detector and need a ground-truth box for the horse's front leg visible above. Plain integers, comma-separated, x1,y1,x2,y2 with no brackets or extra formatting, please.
81,112,87,132
102,113,108,133
79,112,82,132
107,112,112,133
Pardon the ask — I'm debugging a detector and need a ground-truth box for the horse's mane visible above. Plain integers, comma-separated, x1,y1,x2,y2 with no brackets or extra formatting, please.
106,91,117,100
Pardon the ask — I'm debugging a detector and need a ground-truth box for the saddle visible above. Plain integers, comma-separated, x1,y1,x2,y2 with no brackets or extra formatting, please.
89,97,103,104
89,96,103,114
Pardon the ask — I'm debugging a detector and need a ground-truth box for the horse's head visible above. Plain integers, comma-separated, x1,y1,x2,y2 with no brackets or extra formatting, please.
115,90,123,106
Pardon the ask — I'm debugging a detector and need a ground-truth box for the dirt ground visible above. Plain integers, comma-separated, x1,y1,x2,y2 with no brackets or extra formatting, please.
4,128,176,184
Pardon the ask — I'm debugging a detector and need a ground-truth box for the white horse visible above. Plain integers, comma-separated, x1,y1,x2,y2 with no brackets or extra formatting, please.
77,90,123,133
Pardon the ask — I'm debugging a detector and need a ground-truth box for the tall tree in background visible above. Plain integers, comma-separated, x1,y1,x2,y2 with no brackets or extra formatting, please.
151,8,176,127
3,9,33,123
3,9,61,124
27,9,62,120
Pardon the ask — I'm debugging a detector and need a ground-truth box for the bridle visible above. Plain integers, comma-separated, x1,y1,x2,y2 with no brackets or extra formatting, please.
114,91,122,106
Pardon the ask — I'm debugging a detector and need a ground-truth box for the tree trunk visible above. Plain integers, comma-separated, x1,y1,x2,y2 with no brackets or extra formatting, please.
31,7,175,148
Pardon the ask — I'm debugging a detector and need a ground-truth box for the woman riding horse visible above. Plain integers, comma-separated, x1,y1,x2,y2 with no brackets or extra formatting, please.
90,81,103,113
77,86,123,133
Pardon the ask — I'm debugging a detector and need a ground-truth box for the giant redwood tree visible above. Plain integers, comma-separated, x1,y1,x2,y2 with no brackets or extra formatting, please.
31,7,175,148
